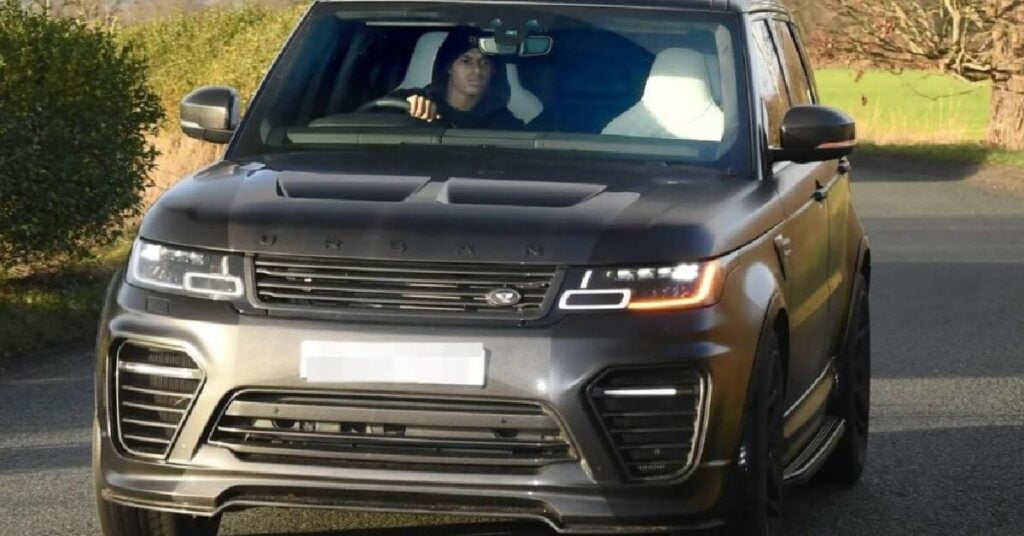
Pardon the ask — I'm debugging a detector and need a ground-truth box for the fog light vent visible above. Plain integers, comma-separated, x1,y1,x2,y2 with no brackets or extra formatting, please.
588,366,706,481
114,342,203,459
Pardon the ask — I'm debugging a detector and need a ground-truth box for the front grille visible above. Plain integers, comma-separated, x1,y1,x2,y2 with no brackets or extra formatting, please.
114,342,203,459
252,255,559,318
209,392,576,472
588,366,706,481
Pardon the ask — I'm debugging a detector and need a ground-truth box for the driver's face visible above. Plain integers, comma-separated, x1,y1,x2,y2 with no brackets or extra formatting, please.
448,49,494,97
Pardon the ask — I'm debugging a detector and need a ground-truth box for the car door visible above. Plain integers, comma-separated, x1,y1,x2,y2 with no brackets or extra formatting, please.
750,18,833,456
776,21,857,355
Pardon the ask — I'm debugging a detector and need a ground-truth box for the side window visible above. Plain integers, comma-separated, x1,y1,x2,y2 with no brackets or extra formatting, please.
751,21,789,147
772,21,814,105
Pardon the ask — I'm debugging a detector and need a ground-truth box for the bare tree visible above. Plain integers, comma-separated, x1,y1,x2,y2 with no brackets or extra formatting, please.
823,0,1024,149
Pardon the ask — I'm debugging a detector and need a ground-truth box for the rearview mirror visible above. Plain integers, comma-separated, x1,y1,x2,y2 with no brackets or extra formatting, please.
772,105,856,164
180,86,240,144
478,35,552,57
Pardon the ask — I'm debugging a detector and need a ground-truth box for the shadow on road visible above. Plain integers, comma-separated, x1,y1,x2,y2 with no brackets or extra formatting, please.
785,424,1024,535
0,442,90,475
851,148,988,183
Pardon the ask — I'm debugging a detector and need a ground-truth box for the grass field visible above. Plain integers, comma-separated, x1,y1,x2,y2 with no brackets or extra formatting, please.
816,68,992,144
815,69,1024,167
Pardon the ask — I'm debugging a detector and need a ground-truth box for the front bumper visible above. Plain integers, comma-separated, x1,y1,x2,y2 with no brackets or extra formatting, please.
94,273,768,533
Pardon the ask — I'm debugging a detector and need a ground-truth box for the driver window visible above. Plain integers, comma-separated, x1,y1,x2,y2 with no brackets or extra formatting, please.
750,20,789,148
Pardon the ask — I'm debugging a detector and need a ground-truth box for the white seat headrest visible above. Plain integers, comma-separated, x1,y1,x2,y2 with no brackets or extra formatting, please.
398,32,447,90
506,63,543,123
602,48,724,142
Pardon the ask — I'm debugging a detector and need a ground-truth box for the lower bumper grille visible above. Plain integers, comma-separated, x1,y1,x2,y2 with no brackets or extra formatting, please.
588,366,706,481
114,342,203,459
209,392,576,473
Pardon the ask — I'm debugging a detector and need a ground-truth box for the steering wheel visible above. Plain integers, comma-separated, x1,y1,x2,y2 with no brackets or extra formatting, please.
355,97,413,114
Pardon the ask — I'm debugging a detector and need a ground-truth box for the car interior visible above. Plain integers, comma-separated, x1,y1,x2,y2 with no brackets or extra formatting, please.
255,12,745,165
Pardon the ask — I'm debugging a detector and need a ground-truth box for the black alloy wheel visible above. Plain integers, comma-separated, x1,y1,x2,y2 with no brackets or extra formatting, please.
818,273,871,485
726,328,786,536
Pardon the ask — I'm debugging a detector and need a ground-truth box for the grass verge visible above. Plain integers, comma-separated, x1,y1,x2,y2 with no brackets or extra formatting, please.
816,68,991,144
0,240,131,364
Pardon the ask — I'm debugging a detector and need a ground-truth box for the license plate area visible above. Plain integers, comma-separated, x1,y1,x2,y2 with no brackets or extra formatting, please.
300,341,486,387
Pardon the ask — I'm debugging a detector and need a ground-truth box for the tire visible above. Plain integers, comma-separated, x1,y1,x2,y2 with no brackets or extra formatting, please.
817,273,871,486
726,328,786,536
96,498,221,536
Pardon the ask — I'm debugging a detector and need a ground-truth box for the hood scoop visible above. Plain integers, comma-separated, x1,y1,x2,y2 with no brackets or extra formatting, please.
440,177,606,207
278,172,430,202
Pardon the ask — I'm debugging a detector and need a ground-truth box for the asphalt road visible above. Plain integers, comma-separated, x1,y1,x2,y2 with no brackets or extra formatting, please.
2,156,1023,535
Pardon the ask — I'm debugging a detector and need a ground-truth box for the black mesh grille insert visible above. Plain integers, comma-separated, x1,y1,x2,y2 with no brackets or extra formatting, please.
588,366,706,481
252,255,559,318
209,392,576,473
114,342,203,459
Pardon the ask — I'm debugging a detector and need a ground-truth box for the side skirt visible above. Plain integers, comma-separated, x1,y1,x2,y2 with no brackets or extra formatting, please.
782,416,845,485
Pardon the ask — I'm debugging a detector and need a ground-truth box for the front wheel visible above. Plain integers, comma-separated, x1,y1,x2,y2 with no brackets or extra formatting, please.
726,328,785,536
817,273,871,486
97,498,221,536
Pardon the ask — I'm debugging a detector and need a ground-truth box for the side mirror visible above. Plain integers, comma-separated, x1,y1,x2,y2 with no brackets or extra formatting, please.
180,86,240,144
772,105,856,164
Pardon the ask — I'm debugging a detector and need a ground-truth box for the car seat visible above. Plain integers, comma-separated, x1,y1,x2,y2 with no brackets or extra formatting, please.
602,48,725,142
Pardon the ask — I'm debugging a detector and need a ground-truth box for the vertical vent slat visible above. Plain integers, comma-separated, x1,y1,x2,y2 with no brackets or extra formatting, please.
588,367,705,481
115,342,203,459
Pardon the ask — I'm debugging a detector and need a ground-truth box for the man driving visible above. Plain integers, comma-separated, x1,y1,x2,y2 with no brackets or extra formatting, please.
390,29,524,130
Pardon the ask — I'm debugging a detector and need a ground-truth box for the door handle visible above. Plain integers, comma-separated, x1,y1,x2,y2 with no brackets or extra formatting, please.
838,158,852,174
813,180,830,202
774,235,792,280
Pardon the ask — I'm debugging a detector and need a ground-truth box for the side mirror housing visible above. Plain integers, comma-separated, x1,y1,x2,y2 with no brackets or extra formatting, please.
772,105,856,164
180,86,240,144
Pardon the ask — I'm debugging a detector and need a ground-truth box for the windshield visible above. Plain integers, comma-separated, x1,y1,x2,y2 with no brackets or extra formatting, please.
230,2,752,175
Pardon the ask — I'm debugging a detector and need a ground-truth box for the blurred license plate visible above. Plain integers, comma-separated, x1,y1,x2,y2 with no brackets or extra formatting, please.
300,341,486,386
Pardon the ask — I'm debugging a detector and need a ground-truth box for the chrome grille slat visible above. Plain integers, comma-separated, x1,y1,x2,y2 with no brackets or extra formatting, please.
122,434,172,445
256,281,549,299
215,426,568,450
120,385,195,399
589,367,706,481
122,418,180,430
252,256,559,318
257,291,543,309
115,342,203,459
210,392,576,473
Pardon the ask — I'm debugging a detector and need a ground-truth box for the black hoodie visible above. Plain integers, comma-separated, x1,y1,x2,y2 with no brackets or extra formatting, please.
389,29,525,130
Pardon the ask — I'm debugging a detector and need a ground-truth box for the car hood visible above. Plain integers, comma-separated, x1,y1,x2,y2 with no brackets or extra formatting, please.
140,153,783,265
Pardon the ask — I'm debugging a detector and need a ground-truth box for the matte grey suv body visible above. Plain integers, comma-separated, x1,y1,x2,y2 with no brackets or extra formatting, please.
94,1,871,534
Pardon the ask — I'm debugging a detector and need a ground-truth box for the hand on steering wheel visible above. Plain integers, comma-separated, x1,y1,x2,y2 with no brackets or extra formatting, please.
406,95,441,122
354,96,441,123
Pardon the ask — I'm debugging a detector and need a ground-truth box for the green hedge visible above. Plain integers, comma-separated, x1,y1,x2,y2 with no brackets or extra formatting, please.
120,3,306,127
0,0,162,273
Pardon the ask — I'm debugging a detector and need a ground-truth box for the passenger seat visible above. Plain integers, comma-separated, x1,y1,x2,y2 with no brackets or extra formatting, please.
602,48,725,142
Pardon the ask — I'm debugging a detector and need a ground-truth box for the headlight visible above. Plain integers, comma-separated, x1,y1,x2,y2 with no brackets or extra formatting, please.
126,239,245,300
558,260,724,312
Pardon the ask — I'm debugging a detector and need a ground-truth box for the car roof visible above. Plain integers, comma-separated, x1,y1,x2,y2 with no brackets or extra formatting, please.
317,0,791,15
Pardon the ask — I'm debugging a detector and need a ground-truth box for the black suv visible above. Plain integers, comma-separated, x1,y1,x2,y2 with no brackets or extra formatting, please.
93,1,871,534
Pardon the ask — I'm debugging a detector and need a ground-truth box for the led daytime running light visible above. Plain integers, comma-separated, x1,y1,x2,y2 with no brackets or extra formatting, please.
627,261,721,311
